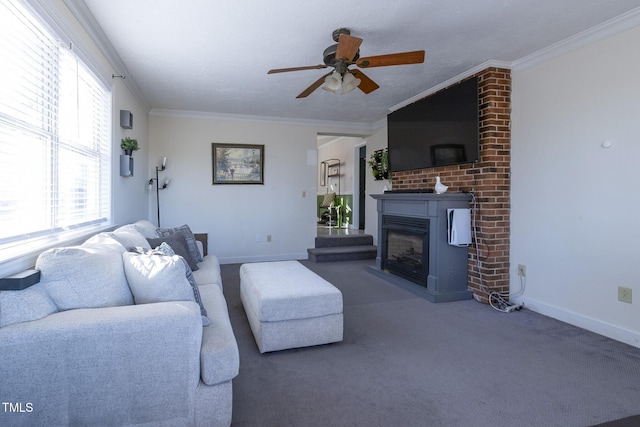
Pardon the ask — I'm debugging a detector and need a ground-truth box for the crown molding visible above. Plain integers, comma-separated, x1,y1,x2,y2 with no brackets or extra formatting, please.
390,7,640,112
64,0,150,110
512,7,640,71
149,108,381,133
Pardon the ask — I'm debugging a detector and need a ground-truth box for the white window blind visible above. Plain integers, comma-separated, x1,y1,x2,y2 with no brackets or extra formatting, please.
0,0,111,259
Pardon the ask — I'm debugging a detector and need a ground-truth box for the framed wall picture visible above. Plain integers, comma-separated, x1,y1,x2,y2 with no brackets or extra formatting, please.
212,143,264,184
320,162,326,187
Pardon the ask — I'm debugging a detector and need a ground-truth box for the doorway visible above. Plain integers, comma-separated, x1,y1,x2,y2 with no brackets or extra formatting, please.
358,145,366,230
316,135,366,232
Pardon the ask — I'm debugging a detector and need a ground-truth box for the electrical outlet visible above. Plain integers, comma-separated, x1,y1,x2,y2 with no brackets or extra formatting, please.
266,235,272,242
518,264,526,277
255,235,261,242
618,286,632,304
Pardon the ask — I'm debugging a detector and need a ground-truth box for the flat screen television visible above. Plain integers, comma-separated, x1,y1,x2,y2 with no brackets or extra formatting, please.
387,77,479,172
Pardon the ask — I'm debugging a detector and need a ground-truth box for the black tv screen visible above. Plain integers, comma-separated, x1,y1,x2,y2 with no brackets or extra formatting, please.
387,77,479,172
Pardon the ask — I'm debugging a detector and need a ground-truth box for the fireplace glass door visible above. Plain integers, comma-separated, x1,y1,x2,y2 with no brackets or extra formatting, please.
381,216,429,286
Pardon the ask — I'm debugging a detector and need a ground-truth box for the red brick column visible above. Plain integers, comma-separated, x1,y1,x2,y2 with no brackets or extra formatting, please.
390,67,511,302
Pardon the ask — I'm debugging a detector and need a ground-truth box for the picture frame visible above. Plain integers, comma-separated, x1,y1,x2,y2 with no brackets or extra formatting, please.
212,143,264,185
320,162,326,187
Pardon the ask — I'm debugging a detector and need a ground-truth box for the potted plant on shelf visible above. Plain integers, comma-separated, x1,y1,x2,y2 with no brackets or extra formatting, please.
120,137,139,156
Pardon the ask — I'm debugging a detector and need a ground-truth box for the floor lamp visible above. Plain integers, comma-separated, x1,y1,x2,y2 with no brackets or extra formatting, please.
148,157,169,227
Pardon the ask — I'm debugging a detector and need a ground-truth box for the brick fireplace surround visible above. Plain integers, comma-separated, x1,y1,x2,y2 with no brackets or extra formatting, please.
390,67,511,302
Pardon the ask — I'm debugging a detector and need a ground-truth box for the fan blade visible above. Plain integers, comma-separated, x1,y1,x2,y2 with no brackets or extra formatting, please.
349,70,379,94
268,64,328,74
356,50,425,68
296,72,333,98
336,34,363,62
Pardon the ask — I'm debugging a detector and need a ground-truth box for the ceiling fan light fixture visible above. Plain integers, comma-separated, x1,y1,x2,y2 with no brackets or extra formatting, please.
322,71,342,92
341,72,360,95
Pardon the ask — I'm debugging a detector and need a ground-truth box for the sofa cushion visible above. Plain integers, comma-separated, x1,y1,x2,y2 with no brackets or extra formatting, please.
109,224,151,251
82,232,128,253
123,252,209,326
133,219,159,238
192,255,222,289
157,224,203,263
35,238,134,311
0,283,58,327
147,233,199,271
199,284,240,385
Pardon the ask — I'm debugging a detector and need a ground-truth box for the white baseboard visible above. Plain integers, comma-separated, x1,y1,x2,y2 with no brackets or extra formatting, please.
516,296,640,349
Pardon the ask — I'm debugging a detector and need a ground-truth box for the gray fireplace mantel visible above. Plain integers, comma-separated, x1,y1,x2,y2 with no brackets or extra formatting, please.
370,192,473,302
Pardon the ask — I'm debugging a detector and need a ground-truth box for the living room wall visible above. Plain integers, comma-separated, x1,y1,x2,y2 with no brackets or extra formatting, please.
112,79,150,225
148,112,376,263
510,25,640,347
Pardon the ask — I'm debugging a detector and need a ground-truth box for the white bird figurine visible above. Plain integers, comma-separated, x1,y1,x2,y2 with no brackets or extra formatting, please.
434,176,448,194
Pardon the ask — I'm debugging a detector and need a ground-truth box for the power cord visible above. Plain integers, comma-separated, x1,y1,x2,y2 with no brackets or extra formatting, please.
465,191,524,313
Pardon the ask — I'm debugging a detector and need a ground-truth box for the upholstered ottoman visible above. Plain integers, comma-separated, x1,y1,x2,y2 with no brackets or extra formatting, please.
240,261,343,353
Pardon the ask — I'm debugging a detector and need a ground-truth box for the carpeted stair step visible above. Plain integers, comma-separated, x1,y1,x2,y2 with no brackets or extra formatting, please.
314,234,374,248
307,245,377,263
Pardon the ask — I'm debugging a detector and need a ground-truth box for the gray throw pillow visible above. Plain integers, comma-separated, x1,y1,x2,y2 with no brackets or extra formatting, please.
156,224,203,263
154,242,175,256
147,233,199,271
180,258,210,326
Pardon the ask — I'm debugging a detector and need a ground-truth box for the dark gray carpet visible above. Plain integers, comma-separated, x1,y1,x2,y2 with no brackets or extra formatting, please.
222,259,640,427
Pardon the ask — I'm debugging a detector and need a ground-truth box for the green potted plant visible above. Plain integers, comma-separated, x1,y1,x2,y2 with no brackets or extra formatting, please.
368,149,390,181
120,137,139,156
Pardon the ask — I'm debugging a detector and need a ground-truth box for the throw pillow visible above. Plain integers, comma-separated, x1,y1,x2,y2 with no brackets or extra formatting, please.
122,252,209,326
82,232,128,253
123,252,193,304
154,242,175,256
180,257,210,327
133,220,159,238
109,224,151,251
156,224,203,263
35,241,134,311
321,192,336,207
147,233,199,271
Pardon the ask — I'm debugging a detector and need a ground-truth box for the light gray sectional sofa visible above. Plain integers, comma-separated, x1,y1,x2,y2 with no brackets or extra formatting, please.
0,220,239,427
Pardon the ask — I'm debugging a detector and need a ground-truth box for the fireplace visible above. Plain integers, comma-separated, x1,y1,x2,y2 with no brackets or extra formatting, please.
370,192,473,303
381,215,429,286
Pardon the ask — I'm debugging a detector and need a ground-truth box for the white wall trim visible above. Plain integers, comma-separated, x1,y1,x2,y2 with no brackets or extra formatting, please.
149,108,377,132
390,7,640,113
518,297,640,349
64,0,150,110
512,7,640,72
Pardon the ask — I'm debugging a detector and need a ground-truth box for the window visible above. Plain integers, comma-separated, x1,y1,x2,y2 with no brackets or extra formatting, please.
0,0,112,261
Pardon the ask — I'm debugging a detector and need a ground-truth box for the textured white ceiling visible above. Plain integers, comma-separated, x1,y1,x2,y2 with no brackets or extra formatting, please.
73,0,640,124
